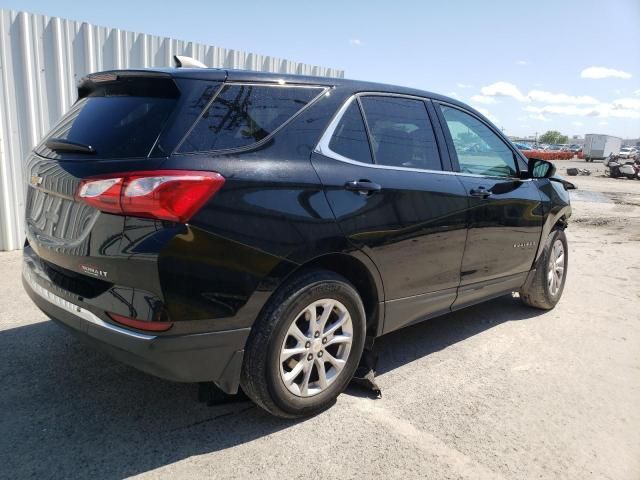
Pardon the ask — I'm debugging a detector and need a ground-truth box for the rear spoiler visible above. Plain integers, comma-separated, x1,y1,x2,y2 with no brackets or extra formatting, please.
77,71,179,99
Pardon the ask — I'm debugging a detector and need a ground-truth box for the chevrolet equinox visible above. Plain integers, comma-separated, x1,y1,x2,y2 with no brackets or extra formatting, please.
22,66,572,417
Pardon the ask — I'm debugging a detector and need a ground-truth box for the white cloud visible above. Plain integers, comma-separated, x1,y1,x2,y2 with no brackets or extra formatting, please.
476,80,640,130
526,105,594,116
446,91,461,99
528,90,599,105
581,66,632,79
526,103,640,119
480,81,529,102
529,113,550,122
604,107,640,118
456,83,472,89
595,103,640,118
348,38,363,46
515,60,528,65
612,98,640,110
599,121,608,126
613,89,622,95
470,94,495,104
472,106,498,123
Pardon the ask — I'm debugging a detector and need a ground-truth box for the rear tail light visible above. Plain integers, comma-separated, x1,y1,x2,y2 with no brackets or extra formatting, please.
75,170,224,222
107,312,173,332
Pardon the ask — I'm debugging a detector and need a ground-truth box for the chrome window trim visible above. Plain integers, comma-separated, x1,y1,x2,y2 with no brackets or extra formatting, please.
174,83,331,155
315,92,532,181
23,267,156,341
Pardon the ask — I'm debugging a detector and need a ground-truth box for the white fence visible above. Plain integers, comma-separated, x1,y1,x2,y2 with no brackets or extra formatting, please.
0,9,343,251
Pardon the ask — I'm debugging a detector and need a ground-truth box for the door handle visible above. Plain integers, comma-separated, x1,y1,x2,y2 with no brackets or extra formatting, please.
345,180,382,195
470,186,492,198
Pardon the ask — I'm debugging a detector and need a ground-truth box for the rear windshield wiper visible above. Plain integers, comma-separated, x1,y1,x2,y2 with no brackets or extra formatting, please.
45,138,96,154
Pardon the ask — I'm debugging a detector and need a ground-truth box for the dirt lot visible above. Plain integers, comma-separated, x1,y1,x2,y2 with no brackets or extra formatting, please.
0,159,638,480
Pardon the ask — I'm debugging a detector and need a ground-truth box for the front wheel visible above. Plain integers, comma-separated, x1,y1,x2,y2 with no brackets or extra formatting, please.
520,229,568,310
241,270,366,418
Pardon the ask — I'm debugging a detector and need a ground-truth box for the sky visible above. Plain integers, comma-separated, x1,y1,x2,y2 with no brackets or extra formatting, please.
3,0,640,139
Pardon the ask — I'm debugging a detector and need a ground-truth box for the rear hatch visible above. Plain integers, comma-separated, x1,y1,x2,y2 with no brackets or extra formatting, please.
27,73,180,247
24,71,222,322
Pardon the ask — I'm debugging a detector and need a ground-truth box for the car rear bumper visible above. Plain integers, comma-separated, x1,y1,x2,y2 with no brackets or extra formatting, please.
22,258,249,394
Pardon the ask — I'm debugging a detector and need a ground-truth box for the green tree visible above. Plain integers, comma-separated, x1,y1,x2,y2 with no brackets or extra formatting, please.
539,130,569,144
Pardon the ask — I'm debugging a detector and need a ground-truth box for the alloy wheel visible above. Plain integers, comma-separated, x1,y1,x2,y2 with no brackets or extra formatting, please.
279,298,353,397
547,239,565,296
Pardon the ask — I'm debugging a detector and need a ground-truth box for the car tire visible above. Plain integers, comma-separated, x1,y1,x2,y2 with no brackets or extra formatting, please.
520,229,568,310
240,269,366,418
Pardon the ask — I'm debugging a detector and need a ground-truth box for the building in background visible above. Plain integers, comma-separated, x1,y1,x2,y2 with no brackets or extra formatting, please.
0,9,343,251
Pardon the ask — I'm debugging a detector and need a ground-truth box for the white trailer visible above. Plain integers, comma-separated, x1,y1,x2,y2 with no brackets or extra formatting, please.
583,134,622,162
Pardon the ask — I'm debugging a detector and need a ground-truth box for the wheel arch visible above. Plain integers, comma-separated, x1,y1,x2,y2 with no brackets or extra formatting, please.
260,251,385,339
534,204,571,264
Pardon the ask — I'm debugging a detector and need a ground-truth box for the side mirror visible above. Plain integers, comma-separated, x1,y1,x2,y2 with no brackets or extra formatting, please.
550,177,576,190
527,158,556,179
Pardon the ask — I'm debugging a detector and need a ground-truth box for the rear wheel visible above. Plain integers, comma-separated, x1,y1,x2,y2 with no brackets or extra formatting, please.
520,229,568,310
241,270,366,418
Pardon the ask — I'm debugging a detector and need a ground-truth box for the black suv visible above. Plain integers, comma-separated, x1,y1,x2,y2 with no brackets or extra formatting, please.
22,66,572,417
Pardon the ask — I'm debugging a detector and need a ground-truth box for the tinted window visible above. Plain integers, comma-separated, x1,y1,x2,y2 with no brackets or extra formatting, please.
359,96,441,170
439,106,517,177
328,101,373,163
179,85,322,152
39,96,177,159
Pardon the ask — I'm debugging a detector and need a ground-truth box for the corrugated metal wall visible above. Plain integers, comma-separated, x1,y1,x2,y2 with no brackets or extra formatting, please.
0,9,344,251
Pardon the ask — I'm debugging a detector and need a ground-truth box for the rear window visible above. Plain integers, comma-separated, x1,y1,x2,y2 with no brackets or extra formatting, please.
38,76,179,159
177,84,323,153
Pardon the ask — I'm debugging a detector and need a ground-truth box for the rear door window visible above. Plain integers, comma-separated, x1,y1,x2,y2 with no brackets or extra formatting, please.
37,76,179,159
328,101,373,163
178,84,323,153
359,96,442,171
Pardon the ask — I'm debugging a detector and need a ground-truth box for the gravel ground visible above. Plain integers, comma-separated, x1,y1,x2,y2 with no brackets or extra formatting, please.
0,160,638,479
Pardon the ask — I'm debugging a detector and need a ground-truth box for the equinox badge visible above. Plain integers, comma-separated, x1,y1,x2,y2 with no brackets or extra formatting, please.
80,264,108,279
513,241,536,248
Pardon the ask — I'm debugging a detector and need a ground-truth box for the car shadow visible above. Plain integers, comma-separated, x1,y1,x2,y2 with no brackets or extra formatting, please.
0,294,543,478
374,293,543,376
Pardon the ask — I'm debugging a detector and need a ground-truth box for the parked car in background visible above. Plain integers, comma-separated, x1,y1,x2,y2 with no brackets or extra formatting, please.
514,142,532,151
22,65,573,417
619,147,638,159
569,145,582,153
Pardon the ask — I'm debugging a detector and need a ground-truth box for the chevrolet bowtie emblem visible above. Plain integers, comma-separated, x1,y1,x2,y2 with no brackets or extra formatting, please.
30,175,43,186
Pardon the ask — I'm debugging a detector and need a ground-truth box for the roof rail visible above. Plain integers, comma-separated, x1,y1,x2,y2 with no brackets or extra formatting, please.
173,55,207,69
